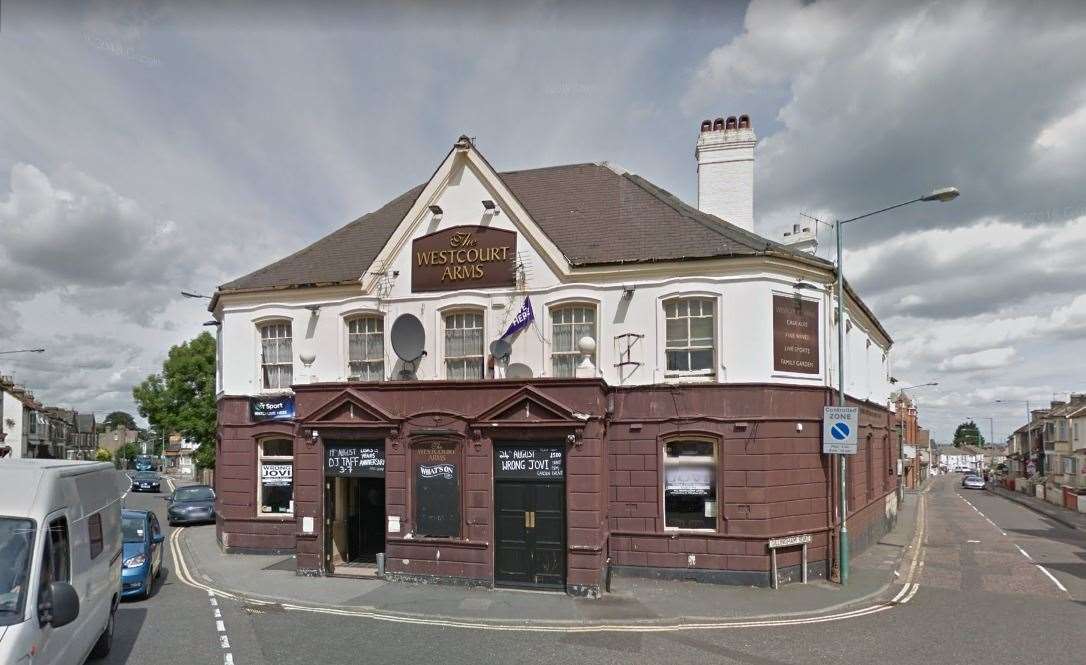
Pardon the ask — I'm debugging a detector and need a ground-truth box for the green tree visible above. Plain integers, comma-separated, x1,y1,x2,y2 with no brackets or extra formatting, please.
101,411,137,430
116,442,140,468
133,332,217,468
95,448,113,462
953,421,985,447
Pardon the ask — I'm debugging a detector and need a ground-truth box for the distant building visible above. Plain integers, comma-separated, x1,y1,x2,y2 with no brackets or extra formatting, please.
97,426,138,457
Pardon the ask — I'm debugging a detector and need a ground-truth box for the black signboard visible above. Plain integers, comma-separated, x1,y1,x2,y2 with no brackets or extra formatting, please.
325,442,385,477
494,445,564,481
414,443,459,538
250,395,295,422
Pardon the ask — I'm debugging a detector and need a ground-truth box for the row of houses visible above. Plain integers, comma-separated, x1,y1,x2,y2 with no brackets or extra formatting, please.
892,391,934,489
1003,394,1086,511
0,374,98,460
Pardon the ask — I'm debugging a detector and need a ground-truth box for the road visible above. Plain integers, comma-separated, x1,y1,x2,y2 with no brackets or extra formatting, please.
108,473,1086,665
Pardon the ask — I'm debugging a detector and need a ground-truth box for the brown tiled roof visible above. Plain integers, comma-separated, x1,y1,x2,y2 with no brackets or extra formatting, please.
218,163,828,295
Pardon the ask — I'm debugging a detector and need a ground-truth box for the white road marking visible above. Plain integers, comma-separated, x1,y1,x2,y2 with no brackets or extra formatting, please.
210,597,218,607
1015,545,1032,561
220,635,231,649
1036,565,1069,593
224,654,234,665
967,540,980,543
167,499,932,633
216,620,226,632
165,475,176,492
214,608,222,618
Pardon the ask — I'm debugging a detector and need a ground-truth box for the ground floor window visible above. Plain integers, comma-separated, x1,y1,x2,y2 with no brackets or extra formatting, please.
259,438,294,515
663,440,717,530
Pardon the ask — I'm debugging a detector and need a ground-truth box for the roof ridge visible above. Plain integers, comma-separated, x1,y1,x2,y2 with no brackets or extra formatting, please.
498,162,599,176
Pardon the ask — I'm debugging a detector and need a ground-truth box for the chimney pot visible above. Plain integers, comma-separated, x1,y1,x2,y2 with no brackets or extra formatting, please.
695,113,757,233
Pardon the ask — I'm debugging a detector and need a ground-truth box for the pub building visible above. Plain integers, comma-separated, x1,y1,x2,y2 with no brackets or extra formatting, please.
211,116,899,596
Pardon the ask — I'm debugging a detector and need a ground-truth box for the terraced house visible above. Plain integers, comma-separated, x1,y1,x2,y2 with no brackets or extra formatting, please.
211,118,899,595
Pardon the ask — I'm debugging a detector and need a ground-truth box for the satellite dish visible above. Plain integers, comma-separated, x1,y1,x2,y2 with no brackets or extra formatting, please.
506,363,533,379
390,314,426,362
489,338,512,362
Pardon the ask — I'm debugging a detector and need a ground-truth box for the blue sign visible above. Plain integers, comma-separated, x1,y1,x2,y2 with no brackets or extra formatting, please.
250,395,295,422
830,422,850,440
501,297,534,339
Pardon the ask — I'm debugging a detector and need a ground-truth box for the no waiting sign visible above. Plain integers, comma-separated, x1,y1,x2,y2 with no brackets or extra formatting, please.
822,406,859,454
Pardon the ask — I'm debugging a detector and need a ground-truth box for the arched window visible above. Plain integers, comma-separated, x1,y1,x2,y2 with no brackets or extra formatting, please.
663,297,715,376
258,321,293,390
258,438,294,515
550,304,596,377
347,315,384,381
444,310,484,380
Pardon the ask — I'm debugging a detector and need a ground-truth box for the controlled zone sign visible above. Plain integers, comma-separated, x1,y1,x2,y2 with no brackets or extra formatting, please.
822,406,859,454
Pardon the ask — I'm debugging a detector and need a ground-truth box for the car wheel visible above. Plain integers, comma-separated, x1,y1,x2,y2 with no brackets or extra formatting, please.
89,604,115,659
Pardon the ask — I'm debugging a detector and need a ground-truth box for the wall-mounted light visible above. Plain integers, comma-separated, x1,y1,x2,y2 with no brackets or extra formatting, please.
428,204,443,215
305,304,321,318
482,199,500,214
621,284,636,299
202,320,221,327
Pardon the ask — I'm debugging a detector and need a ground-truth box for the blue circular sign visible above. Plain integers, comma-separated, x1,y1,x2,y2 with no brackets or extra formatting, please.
830,422,850,440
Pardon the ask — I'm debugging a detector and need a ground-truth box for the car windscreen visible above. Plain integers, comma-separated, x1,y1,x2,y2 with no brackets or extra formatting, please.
134,472,158,480
173,487,214,502
0,517,35,626
122,515,147,543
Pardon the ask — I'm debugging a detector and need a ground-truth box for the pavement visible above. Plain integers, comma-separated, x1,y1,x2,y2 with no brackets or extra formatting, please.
171,490,922,626
988,482,1086,531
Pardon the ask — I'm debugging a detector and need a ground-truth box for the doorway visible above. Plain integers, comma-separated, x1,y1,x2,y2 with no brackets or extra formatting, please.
493,444,566,590
324,440,387,576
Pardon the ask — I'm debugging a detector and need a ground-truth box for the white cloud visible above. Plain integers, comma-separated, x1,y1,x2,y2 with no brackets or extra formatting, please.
936,347,1017,372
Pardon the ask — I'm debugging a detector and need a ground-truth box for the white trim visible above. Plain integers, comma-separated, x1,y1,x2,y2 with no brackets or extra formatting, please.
438,306,487,381
657,291,722,383
661,438,719,533
256,437,294,518
543,298,601,379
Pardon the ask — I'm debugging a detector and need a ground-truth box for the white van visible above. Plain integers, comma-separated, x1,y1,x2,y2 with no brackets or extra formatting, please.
0,460,128,664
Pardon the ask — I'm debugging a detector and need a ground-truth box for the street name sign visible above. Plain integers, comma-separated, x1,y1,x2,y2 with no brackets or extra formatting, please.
822,406,859,454
768,534,813,549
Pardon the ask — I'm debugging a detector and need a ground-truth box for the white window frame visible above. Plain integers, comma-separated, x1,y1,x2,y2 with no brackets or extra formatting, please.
443,309,485,380
257,438,294,517
549,303,597,378
661,295,717,381
345,314,385,382
257,320,294,392
662,439,718,533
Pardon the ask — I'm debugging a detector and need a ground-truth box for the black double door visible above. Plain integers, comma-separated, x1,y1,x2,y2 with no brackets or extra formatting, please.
494,445,566,590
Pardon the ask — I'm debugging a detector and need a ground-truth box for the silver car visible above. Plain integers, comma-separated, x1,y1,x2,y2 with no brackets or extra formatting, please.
962,475,986,490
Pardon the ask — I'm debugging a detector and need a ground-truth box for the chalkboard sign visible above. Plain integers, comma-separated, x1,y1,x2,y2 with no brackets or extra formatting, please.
414,442,460,538
494,445,564,480
325,442,385,478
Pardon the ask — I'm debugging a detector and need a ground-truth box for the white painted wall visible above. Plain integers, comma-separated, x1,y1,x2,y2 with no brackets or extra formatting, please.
695,124,755,233
218,151,893,404
1,391,26,457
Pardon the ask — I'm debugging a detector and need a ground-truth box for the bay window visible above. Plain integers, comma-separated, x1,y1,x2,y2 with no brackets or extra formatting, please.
663,440,717,530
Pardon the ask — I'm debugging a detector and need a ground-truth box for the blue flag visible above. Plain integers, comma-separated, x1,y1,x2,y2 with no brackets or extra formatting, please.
501,297,534,339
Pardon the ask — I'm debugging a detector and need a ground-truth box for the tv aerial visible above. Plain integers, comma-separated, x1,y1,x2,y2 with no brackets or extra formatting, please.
390,314,427,380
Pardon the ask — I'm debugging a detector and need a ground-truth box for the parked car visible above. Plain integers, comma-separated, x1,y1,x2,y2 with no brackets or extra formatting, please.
166,485,216,526
129,471,162,493
0,459,128,664
962,475,986,490
120,509,164,600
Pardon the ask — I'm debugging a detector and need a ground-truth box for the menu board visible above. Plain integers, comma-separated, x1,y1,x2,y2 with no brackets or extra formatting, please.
494,445,564,480
414,442,459,538
665,465,713,496
325,442,385,477
773,295,820,374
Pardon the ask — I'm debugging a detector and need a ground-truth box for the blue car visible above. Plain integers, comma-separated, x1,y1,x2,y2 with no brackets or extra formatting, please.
121,509,165,600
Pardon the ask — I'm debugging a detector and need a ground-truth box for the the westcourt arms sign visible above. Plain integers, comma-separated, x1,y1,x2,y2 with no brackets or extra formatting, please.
412,225,516,292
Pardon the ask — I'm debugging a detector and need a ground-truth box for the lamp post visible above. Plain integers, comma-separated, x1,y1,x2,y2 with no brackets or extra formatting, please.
833,186,958,584
0,348,46,356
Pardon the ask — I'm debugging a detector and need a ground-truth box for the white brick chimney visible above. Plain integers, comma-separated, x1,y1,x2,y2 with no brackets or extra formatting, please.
695,115,756,233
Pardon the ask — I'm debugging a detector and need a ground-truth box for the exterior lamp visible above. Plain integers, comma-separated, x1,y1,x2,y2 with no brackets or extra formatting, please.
832,186,958,585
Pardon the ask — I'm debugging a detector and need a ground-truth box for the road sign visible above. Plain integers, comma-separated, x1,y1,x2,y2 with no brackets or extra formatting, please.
823,406,859,454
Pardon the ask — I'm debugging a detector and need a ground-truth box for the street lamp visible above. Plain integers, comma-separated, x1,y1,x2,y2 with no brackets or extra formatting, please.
833,186,958,585
0,348,45,356
180,290,212,299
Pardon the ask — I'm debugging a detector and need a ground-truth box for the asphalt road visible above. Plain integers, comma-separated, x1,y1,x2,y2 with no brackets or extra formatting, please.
104,474,1086,665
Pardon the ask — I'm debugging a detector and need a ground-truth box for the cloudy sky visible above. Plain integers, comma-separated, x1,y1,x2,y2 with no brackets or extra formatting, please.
1,0,1084,441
